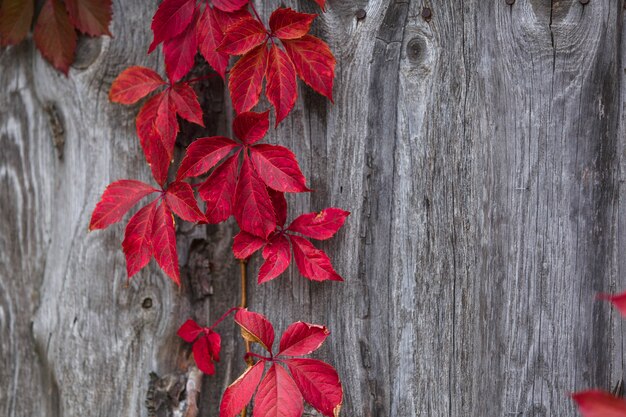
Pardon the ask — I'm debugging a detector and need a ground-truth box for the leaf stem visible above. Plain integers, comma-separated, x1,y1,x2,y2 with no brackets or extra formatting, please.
239,259,252,417
208,306,239,330
249,1,264,26
245,352,270,362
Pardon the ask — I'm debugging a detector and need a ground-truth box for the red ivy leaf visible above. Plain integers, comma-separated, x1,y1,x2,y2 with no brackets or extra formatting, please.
212,0,249,13
148,0,195,53
250,144,309,193
254,364,304,417
163,7,199,83
219,17,266,56
598,291,626,317
192,330,221,374
283,35,335,102
122,199,158,278
233,231,265,259
268,189,287,227
219,361,265,417
0,0,34,45
290,235,343,282
33,0,77,74
234,155,276,238
266,44,298,125
258,234,291,284
234,309,275,353
151,201,180,284
176,136,238,180
64,0,112,36
197,6,229,78
136,93,171,186
170,82,204,126
285,359,342,417
278,322,329,357
572,390,626,417
287,208,350,240
177,319,204,342
165,181,206,223
269,8,315,40
89,180,158,230
156,92,180,157
214,7,251,30
228,43,268,113
109,66,166,104
199,152,240,223
233,110,270,145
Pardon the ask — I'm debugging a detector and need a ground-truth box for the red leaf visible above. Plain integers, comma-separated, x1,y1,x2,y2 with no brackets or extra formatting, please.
177,136,238,180
598,291,626,317
214,7,251,31
282,35,335,101
285,359,342,417
33,0,77,74
197,6,229,78
311,0,326,11
234,155,276,238
268,189,287,227
212,0,248,13
155,91,180,157
290,235,343,282
258,234,290,284
193,330,221,374
250,144,309,193
199,153,240,223
228,43,268,113
234,309,275,353
170,83,204,126
233,111,270,145
163,8,199,83
269,8,315,40
64,0,112,36
165,181,206,223
109,66,166,104
219,361,265,417
219,17,266,56
287,208,350,240
254,364,303,417
122,199,158,278
206,330,222,362
572,390,626,417
278,322,329,357
0,0,34,45
177,319,204,342
148,0,195,53
151,201,180,284
136,93,171,186
233,231,265,259
266,45,297,125
89,180,157,230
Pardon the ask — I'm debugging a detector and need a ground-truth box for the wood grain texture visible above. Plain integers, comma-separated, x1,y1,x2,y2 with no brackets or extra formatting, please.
1,0,625,416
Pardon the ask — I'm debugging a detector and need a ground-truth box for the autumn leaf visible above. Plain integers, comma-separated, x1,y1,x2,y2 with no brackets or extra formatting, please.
0,0,34,45
109,66,166,104
572,390,626,417
64,0,112,36
33,0,77,74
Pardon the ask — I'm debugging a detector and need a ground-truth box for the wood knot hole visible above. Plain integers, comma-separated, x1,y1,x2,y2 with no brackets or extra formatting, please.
355,9,366,20
406,37,426,64
142,298,153,309
72,36,103,70
421,7,432,20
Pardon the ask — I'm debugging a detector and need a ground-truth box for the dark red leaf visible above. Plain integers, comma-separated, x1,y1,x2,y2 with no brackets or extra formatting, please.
212,0,248,13
213,7,251,31
170,82,204,126
193,331,219,374
207,331,222,362
177,136,238,180
234,155,276,238
151,201,180,285
197,6,229,78
234,309,275,353
148,0,195,53
233,231,265,259
285,359,342,417
109,66,166,104
232,110,269,145
254,364,303,417
219,17,266,56
228,43,268,113
290,235,343,282
33,0,77,74
269,8,315,40
165,181,206,223
282,35,335,101
219,361,265,417
287,208,350,240
89,180,158,230
278,322,329,357
250,144,309,193
198,152,240,223
0,0,34,45
163,8,199,83
598,291,626,317
155,91,179,157
267,189,287,227
122,199,158,278
572,390,626,417
258,234,291,284
266,45,297,125
136,93,171,186
64,0,112,36
177,319,204,342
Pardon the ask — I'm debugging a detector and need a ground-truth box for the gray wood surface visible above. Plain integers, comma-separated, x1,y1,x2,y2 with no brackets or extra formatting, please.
1,0,625,416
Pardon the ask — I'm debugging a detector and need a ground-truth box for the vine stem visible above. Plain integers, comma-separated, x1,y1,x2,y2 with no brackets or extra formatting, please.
249,1,264,26
239,259,252,417
208,306,239,330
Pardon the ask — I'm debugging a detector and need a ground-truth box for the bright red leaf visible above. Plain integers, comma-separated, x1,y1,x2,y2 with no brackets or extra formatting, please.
192,330,221,374
165,181,206,223
258,234,291,284
266,45,298,125
283,35,335,102
233,110,270,145
219,17,266,56
163,7,199,83
598,291,626,317
109,66,166,104
64,0,112,36
177,136,238,180
33,0,77,74
213,7,251,30
219,361,265,417
228,43,268,113
234,155,276,238
155,92,180,157
151,201,180,284
234,309,275,353
177,319,204,342
290,235,343,282
572,390,626,417
250,144,309,193
197,6,229,78
148,0,195,53
199,152,240,223
279,322,329,357
269,8,315,40
0,0,34,45
233,231,266,259
170,82,204,126
254,364,304,417
212,0,249,13
135,93,171,186
122,200,158,278
286,359,342,417
287,208,350,240
89,180,158,230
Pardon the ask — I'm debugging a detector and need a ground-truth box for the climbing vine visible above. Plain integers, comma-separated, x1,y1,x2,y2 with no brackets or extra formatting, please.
89,0,344,416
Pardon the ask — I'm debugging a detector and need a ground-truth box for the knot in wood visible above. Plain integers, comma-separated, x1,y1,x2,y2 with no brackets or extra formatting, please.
355,9,366,20
421,7,432,20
